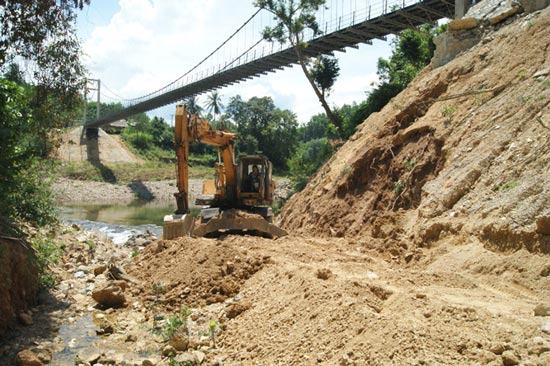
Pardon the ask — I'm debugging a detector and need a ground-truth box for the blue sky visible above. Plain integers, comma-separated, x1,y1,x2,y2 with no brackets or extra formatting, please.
76,0,393,124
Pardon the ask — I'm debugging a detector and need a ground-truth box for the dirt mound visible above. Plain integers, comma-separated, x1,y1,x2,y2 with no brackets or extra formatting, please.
54,126,142,163
127,237,269,307
0,237,38,336
214,235,550,365
280,7,550,254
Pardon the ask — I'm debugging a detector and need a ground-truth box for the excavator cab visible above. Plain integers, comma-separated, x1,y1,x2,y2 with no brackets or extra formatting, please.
237,155,273,207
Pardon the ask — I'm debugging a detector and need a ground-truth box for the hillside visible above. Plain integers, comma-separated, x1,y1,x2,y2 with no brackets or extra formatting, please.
280,4,550,257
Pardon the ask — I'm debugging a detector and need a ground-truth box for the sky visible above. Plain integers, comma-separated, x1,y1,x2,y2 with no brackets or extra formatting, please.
76,0,394,124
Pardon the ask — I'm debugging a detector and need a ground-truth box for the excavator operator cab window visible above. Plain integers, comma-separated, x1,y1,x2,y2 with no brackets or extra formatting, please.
242,163,264,193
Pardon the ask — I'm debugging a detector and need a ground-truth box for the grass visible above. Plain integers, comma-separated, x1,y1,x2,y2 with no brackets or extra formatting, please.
494,180,519,192
31,236,63,288
57,160,214,183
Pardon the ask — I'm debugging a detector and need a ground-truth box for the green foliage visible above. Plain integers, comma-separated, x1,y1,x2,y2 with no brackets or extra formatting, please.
287,138,333,190
120,114,176,161
255,0,325,46
377,25,438,88
208,319,219,347
310,55,340,97
162,306,192,341
0,80,58,229
184,96,202,114
152,282,166,295
225,95,298,170
0,1,87,232
31,236,63,289
206,91,224,115
299,113,336,141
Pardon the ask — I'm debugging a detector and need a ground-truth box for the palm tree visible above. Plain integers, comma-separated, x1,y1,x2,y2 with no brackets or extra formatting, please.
184,96,202,115
206,91,224,116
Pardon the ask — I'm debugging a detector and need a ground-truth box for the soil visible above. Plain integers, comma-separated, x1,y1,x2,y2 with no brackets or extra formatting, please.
54,127,142,164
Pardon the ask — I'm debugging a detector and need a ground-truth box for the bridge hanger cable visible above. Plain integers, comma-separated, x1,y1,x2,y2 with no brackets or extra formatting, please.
123,8,263,103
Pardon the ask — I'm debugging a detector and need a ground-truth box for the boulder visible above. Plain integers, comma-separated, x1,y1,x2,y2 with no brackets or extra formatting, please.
226,301,252,319
448,17,479,31
534,303,550,316
91,284,126,308
501,350,519,366
489,4,521,25
15,350,43,366
93,264,107,276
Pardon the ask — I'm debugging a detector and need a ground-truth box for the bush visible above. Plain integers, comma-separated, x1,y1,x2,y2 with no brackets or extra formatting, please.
288,138,333,191
124,131,154,150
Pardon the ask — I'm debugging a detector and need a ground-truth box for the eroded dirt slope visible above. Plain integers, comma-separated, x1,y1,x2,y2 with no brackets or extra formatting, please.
279,7,550,256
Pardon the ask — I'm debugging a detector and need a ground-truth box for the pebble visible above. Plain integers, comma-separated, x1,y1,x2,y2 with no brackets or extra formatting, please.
533,303,550,316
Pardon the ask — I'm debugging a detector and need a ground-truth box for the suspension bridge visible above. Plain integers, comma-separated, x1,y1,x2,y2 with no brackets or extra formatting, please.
86,0,463,128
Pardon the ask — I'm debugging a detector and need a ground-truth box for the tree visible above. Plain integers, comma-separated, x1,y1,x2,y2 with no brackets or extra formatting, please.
185,96,202,115
309,55,340,99
225,95,298,170
287,138,332,190
206,91,224,116
254,0,343,132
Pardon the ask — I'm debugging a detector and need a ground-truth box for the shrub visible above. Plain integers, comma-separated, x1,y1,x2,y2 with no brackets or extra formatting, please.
124,131,154,150
288,138,333,191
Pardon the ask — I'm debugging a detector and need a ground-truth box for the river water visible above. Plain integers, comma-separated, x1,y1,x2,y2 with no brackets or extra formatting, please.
59,203,174,244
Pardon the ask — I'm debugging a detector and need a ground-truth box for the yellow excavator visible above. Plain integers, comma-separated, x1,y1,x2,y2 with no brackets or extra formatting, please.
163,104,288,239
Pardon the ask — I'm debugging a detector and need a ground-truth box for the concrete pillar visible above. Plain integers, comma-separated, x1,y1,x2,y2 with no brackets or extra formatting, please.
455,0,470,18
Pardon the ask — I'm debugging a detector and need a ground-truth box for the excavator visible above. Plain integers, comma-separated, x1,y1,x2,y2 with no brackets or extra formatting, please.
163,104,288,239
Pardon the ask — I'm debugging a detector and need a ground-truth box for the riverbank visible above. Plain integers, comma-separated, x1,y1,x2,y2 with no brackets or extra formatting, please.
53,178,293,206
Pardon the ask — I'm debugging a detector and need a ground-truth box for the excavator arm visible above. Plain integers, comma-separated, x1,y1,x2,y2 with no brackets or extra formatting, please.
174,104,237,214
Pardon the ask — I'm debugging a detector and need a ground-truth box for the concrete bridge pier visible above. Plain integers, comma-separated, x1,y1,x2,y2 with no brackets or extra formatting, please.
455,0,471,18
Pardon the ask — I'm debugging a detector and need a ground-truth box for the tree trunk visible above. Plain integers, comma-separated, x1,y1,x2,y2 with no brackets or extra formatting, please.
294,45,342,132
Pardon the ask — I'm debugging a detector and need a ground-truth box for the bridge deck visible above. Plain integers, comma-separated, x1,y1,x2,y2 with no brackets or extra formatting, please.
88,0,453,127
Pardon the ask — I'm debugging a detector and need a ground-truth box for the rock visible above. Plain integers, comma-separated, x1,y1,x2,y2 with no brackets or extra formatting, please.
174,352,196,364
15,349,43,366
169,334,189,352
448,17,479,31
489,5,521,25
74,271,86,279
142,360,155,366
211,356,224,366
92,284,126,308
432,30,480,68
193,351,206,364
490,342,509,355
520,0,550,13
18,312,33,326
541,319,550,334
533,303,550,316
501,350,519,366
535,216,550,235
85,352,101,364
94,264,107,276
31,348,52,364
161,345,176,357
125,334,137,342
316,268,332,280
226,301,252,319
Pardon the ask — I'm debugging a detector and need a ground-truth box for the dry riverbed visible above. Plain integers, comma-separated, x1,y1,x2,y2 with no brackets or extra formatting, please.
53,178,292,206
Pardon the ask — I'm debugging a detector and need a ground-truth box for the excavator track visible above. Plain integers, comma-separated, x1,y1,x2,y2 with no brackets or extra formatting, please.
193,209,288,239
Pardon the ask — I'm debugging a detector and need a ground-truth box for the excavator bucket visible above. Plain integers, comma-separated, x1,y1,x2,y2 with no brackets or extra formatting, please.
163,214,195,239
193,209,288,239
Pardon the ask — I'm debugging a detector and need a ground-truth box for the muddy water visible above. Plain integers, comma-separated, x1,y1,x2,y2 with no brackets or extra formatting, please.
59,203,173,243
